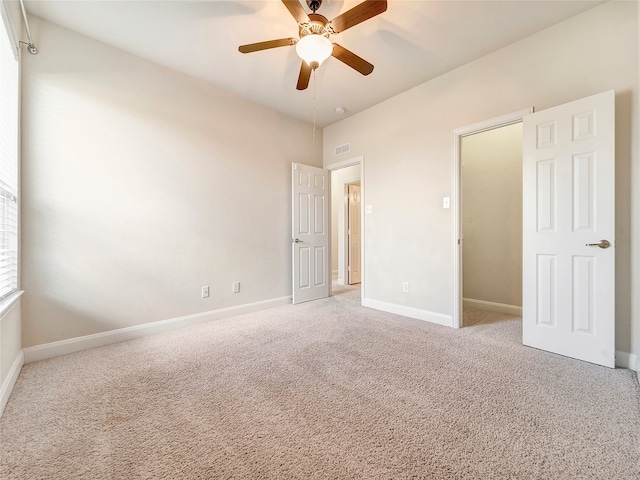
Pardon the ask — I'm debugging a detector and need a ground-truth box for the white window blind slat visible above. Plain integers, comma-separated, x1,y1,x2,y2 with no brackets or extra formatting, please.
0,14,19,299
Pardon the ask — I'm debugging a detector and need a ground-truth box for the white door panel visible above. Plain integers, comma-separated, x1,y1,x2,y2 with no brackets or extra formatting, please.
292,163,330,304
523,90,615,367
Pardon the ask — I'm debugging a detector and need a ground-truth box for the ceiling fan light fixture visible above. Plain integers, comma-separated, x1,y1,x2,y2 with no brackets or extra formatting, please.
296,34,332,70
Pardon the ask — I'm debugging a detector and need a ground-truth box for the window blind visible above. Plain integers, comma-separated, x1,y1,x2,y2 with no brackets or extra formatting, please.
0,12,19,299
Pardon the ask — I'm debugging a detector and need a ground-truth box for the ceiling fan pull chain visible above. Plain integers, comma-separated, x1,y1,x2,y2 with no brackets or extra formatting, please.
312,68,317,146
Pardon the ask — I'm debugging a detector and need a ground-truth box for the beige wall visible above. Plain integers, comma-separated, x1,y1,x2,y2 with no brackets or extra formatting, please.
462,123,523,307
330,164,360,282
323,1,639,357
20,17,322,348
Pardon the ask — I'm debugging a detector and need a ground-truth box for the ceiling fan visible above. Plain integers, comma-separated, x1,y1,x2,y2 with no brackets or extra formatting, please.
238,0,387,90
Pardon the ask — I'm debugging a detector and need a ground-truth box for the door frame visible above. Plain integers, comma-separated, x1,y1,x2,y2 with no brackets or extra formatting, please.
328,155,364,302
451,108,533,328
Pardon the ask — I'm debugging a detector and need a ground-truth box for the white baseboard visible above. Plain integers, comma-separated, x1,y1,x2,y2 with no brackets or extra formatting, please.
24,296,291,364
363,298,452,327
337,277,345,285
1,350,24,417
615,350,639,372
463,298,522,316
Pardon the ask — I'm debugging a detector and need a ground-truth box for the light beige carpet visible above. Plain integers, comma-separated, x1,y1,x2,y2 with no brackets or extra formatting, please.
1,287,639,479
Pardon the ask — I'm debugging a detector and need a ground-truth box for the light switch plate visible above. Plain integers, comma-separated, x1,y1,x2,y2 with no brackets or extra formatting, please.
365,205,373,215
443,197,450,209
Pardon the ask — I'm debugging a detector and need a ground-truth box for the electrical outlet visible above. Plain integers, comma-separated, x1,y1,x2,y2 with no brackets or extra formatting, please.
403,282,410,293
232,281,240,293
201,286,209,298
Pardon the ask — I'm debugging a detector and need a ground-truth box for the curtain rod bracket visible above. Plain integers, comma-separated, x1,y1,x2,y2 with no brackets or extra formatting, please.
18,41,37,55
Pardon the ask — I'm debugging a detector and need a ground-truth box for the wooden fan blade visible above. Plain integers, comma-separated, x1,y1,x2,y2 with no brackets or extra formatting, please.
331,44,374,75
282,0,310,24
238,38,297,54
296,61,312,90
330,0,387,33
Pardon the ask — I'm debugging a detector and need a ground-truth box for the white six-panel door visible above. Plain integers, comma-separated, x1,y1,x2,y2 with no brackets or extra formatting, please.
522,90,615,367
348,184,362,285
292,163,330,304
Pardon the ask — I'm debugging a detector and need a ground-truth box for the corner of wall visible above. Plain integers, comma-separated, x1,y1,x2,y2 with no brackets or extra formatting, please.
615,351,639,372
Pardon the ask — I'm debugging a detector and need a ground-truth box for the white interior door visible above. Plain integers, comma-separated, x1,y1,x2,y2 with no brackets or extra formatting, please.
347,183,362,284
292,163,330,304
522,90,615,367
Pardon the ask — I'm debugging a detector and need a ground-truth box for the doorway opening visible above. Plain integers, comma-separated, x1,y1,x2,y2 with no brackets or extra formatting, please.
328,156,363,299
452,109,532,328
346,182,362,285
461,123,523,327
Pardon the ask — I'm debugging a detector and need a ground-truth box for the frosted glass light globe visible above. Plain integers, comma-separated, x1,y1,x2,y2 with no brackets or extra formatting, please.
296,34,332,69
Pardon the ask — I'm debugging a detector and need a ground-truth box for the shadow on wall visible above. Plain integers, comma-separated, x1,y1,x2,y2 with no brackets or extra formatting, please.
20,18,322,348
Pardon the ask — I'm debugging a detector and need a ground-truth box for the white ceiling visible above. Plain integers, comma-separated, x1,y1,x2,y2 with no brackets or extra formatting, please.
24,0,605,127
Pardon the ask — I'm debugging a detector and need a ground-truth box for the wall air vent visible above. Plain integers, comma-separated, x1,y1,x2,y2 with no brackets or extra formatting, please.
335,143,351,156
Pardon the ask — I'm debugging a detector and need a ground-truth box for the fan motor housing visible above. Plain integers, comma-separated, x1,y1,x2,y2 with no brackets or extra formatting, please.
299,13,330,39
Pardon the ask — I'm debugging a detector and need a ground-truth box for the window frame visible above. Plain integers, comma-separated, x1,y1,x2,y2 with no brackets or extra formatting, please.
0,2,21,307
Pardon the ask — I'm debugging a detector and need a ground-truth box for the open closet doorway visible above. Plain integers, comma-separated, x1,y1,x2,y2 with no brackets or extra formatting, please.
461,124,523,326
452,108,532,328
329,157,362,294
